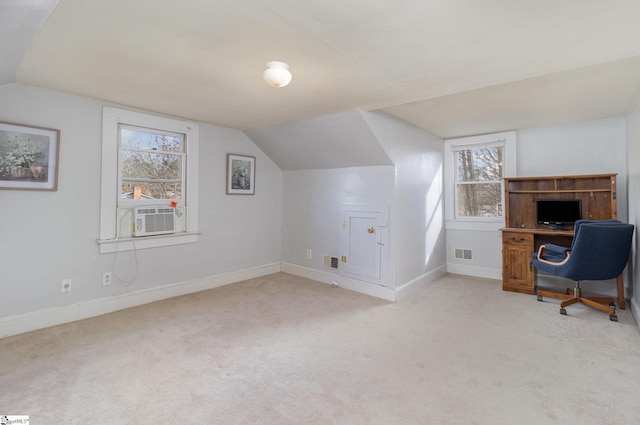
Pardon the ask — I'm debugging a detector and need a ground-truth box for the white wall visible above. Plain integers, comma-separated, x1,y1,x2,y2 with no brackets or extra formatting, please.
362,111,446,295
517,117,628,222
281,165,395,277
626,93,640,318
446,229,503,279
446,117,628,282
0,84,282,331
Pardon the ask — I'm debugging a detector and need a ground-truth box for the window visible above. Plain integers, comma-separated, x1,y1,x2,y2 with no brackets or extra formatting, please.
98,107,199,253
444,131,516,230
454,144,503,218
119,125,185,204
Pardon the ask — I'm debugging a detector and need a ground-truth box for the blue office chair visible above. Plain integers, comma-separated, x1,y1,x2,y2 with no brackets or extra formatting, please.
532,219,634,321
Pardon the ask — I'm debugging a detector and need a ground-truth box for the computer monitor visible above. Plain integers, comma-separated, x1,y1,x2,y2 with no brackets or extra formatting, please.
536,199,582,228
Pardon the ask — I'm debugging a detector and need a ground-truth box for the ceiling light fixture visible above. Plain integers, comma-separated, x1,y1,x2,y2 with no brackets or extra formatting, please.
263,61,292,87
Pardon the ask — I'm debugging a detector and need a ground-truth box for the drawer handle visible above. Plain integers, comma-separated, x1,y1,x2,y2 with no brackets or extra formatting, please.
510,237,525,242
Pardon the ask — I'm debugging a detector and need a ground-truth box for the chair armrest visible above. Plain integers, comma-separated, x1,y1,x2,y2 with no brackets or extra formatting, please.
536,244,571,266
540,243,569,254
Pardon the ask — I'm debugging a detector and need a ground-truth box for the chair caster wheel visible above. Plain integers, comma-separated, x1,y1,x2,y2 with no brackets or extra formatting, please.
560,308,567,315
537,295,543,302
610,314,618,322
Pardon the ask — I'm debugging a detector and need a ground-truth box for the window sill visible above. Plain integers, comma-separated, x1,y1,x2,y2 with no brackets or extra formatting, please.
445,219,504,232
97,232,200,254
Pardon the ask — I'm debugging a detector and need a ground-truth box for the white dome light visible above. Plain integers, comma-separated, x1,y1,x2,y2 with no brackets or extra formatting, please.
263,61,292,87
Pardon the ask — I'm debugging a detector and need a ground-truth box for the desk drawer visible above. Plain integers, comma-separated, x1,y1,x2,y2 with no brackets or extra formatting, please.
502,232,533,245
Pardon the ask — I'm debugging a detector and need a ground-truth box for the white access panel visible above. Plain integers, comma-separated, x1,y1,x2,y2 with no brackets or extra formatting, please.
339,204,389,285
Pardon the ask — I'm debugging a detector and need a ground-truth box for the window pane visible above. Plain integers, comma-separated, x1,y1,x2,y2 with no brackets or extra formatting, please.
121,181,182,200
457,183,502,217
456,146,503,182
120,128,183,152
121,151,182,180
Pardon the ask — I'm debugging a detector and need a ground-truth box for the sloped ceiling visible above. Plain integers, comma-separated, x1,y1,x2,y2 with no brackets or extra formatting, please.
384,56,640,138
0,0,57,84
3,0,640,169
244,109,392,171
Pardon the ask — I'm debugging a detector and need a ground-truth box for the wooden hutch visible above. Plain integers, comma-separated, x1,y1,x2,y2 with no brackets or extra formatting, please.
500,174,623,307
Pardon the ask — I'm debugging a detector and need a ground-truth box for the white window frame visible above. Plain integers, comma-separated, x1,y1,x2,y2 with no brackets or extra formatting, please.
98,107,199,253
444,131,516,232
118,124,186,206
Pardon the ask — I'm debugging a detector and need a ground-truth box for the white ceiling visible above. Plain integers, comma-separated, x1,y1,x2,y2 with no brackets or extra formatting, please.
3,0,640,139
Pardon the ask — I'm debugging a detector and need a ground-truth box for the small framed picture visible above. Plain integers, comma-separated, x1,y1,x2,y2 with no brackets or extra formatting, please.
0,121,60,191
226,153,256,195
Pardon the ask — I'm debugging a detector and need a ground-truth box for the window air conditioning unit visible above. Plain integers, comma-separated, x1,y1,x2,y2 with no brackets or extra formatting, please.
133,206,176,237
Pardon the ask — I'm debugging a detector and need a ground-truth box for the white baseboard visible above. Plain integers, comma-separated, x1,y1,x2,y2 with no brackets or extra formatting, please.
446,263,502,280
281,262,396,302
0,262,281,339
395,265,448,301
630,297,640,329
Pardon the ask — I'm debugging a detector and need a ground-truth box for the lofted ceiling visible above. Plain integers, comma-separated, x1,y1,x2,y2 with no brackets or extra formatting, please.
2,0,640,142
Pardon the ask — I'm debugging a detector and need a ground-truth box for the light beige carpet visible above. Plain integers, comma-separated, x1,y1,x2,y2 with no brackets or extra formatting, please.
1,272,640,424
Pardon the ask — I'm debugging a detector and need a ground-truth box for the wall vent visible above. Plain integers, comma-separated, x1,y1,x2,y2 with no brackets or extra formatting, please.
454,248,473,260
323,255,339,269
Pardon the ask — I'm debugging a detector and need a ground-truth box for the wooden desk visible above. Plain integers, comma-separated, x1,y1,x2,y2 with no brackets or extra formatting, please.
501,227,626,310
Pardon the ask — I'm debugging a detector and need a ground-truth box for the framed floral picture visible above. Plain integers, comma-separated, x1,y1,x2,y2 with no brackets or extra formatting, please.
0,121,60,191
226,153,255,195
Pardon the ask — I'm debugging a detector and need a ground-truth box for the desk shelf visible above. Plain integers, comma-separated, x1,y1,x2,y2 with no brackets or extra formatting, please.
504,174,616,231
508,189,612,194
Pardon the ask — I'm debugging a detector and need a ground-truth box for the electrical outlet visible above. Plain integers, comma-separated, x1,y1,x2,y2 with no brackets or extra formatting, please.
61,279,72,293
103,272,112,286
306,249,312,259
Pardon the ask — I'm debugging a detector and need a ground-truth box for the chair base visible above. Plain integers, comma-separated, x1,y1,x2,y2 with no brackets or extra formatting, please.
537,285,618,322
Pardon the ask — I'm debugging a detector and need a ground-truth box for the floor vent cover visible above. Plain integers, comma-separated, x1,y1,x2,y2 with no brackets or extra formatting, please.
323,255,339,269
454,248,473,260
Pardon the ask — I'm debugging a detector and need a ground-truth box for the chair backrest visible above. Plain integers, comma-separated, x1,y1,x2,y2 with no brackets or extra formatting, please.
565,220,634,281
571,219,624,248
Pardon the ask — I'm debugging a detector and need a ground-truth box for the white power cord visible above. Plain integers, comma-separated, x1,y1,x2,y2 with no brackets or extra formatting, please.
111,207,139,285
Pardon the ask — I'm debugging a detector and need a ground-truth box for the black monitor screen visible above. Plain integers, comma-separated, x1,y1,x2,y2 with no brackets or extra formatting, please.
536,199,582,225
